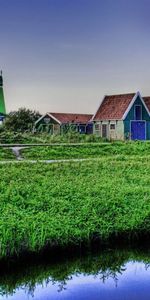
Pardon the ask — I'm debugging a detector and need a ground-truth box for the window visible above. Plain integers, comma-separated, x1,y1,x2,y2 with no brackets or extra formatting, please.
79,125,86,134
110,124,115,130
95,124,101,130
44,117,50,124
135,105,142,120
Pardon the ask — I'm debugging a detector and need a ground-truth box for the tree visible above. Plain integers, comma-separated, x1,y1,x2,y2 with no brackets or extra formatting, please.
4,108,41,132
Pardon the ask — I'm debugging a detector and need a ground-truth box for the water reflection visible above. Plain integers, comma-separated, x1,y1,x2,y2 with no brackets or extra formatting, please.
0,247,150,299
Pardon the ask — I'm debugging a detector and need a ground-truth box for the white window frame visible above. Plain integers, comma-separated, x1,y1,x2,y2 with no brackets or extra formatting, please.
95,123,101,131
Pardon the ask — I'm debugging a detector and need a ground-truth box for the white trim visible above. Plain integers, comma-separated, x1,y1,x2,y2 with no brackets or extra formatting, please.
138,93,150,116
88,116,94,122
134,105,142,120
35,113,61,126
94,123,101,131
92,95,106,121
122,93,138,120
93,122,101,136
130,120,146,140
48,113,62,124
35,113,47,125
122,91,150,120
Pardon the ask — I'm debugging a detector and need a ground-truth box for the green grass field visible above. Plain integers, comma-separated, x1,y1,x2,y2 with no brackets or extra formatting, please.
21,141,150,160
0,150,150,259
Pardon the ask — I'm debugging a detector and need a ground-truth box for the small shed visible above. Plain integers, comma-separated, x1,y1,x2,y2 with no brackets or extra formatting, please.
35,112,93,134
92,92,150,140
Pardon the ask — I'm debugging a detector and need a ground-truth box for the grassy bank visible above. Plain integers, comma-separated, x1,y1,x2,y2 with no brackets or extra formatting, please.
21,141,150,160
0,155,150,258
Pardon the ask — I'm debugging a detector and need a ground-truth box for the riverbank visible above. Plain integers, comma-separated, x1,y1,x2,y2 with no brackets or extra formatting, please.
0,154,150,259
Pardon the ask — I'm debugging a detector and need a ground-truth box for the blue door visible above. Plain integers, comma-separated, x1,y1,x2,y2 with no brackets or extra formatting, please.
86,123,93,134
131,121,146,140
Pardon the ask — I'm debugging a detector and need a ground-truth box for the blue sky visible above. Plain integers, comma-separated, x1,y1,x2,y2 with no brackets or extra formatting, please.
0,0,150,113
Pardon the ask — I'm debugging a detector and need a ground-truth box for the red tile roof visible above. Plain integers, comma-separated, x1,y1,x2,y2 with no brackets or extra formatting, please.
93,93,136,120
143,97,150,112
49,113,93,124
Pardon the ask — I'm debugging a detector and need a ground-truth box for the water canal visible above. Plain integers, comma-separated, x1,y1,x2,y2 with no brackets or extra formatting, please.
0,246,150,300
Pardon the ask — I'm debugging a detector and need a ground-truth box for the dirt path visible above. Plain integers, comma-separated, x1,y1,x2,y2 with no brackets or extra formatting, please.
11,146,29,160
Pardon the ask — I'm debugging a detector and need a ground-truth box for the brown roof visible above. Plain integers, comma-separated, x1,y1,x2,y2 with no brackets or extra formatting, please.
49,112,93,124
143,97,150,112
93,93,136,120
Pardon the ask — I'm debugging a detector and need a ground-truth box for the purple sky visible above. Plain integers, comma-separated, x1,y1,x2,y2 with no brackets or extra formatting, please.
0,0,150,114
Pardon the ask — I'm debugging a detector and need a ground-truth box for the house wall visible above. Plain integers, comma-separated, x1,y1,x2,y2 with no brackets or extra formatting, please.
61,123,93,134
115,121,124,140
35,115,92,135
93,120,124,140
124,96,150,140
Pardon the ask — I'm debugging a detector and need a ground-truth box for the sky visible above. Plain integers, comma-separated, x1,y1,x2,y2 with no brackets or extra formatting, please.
0,0,150,114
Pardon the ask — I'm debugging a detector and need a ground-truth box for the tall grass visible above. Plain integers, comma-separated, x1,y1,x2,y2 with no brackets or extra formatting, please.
0,155,150,258
0,131,103,144
21,141,150,160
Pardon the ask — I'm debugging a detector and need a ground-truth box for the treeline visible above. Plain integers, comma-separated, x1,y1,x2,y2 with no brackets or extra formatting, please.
2,107,41,132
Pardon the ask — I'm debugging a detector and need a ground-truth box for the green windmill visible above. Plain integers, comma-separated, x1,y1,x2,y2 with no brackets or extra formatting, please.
0,71,6,115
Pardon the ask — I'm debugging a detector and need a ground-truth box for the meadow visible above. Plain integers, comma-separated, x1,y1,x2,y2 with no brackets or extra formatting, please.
21,141,150,160
0,152,150,259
